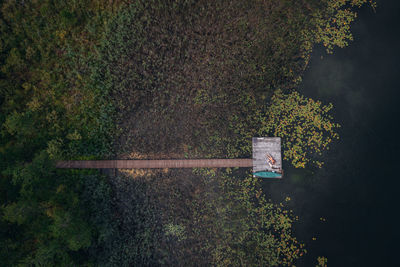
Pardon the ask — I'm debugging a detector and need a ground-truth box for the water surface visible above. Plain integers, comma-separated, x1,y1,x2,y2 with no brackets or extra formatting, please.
263,1,400,265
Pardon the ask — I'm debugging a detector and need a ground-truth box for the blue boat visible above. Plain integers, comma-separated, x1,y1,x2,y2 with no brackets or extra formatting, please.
253,170,282,178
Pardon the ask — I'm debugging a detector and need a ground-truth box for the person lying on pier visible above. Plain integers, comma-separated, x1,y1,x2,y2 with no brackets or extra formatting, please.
266,153,276,165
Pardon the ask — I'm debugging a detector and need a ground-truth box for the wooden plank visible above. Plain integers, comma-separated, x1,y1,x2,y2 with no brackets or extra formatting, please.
56,159,253,169
252,137,282,177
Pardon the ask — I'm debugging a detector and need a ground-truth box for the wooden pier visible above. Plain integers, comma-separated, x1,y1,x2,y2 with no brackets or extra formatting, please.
252,137,282,178
56,159,253,169
56,137,283,178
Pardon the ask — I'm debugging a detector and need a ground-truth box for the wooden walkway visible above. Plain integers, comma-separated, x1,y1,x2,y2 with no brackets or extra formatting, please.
56,138,282,179
56,159,253,169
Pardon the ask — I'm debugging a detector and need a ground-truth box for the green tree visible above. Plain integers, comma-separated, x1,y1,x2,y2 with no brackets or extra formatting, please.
1,151,116,265
1,152,91,265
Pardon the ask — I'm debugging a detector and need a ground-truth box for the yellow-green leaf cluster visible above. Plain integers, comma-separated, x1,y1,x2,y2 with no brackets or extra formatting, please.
204,173,305,266
261,90,340,168
310,0,376,53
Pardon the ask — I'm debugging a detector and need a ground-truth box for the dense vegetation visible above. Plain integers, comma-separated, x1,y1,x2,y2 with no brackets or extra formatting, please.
0,0,372,266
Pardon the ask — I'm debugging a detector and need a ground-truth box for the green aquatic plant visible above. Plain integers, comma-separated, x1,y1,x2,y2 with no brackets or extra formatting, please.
261,89,340,168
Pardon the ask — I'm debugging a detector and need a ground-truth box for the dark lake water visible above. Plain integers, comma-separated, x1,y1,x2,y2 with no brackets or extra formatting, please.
263,1,400,266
